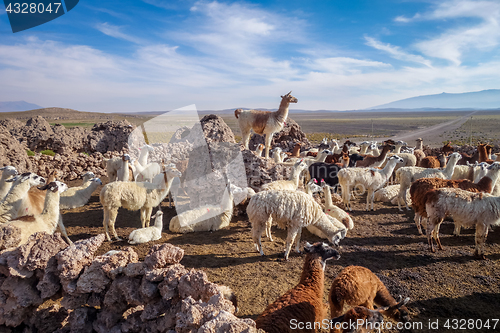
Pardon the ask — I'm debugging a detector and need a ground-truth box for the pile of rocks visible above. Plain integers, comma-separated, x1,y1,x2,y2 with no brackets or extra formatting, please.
0,233,261,333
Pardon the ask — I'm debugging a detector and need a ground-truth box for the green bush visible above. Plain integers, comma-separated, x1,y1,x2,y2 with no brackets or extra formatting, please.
26,149,35,156
40,149,55,156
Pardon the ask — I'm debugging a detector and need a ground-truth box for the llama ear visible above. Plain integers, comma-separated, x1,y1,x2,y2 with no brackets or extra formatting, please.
303,242,313,253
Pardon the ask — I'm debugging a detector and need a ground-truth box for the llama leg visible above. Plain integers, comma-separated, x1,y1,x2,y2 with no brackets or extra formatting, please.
453,224,461,236
284,229,299,260
144,206,153,227
403,187,411,210
426,218,436,253
294,227,302,254
265,216,273,242
57,216,73,244
397,187,404,211
264,133,273,159
252,221,266,256
103,207,111,242
474,223,488,259
241,128,251,150
140,208,147,228
108,208,121,241
414,213,423,235
434,222,444,250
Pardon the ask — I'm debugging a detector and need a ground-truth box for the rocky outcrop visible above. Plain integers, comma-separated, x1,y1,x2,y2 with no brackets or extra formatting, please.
0,233,254,332
0,127,33,173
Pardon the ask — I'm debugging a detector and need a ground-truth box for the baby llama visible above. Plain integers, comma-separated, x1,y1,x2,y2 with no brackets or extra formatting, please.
169,183,234,233
235,91,298,158
128,209,163,244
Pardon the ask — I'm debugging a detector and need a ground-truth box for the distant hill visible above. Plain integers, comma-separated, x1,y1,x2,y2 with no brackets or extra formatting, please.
0,101,42,112
370,89,500,110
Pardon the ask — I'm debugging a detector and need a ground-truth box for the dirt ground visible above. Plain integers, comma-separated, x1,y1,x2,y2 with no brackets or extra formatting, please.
60,177,500,333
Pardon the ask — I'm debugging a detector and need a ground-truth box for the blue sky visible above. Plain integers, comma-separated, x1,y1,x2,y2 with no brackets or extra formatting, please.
1,0,500,112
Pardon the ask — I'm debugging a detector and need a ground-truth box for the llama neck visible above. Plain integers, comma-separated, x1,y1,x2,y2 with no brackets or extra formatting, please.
41,191,60,223
478,146,488,161
156,174,175,203
416,141,423,150
298,255,324,296
380,159,398,178
323,185,333,208
394,146,402,154
275,99,290,124
139,150,149,165
290,168,303,188
6,181,31,202
443,156,459,178
154,216,163,229
316,153,328,162
341,157,349,168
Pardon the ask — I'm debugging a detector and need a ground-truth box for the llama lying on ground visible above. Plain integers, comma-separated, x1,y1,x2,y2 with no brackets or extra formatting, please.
329,265,410,322
322,182,354,230
135,160,162,182
255,242,340,333
0,181,68,250
419,154,446,168
410,162,500,235
330,299,410,333
100,164,181,241
396,152,462,211
0,166,17,201
60,178,102,210
425,186,500,258
128,209,163,244
169,183,234,233
247,190,346,260
235,91,298,159
338,155,404,211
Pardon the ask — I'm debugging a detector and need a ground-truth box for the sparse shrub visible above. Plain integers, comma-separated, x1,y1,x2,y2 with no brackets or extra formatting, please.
40,149,55,156
26,149,35,157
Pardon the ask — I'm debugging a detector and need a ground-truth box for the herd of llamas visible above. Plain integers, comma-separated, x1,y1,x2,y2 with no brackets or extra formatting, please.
0,91,499,332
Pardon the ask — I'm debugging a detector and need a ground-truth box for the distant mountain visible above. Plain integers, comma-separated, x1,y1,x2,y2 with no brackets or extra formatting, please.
0,101,42,112
370,89,500,110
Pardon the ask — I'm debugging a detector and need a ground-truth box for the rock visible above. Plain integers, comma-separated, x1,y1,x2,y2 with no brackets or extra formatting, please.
200,115,236,144
241,149,291,190
144,244,184,269
198,310,262,333
177,269,221,303
0,224,23,253
175,294,235,333
0,127,32,173
68,307,97,333
87,120,134,153
56,234,105,281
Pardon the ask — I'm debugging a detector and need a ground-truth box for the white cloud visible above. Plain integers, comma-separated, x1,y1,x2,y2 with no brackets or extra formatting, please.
395,0,500,65
365,37,433,67
95,22,144,44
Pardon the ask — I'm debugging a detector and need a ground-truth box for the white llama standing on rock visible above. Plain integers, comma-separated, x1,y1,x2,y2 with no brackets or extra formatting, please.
235,91,298,159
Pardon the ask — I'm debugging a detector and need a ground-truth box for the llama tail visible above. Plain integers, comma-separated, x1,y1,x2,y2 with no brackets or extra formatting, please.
234,109,242,119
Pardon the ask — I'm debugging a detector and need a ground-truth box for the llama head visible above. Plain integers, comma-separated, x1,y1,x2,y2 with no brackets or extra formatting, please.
304,242,341,266
280,91,298,104
0,166,17,177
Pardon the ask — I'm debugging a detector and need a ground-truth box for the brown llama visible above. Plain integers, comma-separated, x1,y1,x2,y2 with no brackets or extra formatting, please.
329,299,409,333
256,242,340,333
410,161,500,235
235,91,298,158
478,143,495,164
329,266,410,323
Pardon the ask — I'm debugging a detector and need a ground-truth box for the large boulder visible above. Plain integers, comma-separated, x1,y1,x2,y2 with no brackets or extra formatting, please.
87,120,134,153
0,126,32,172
